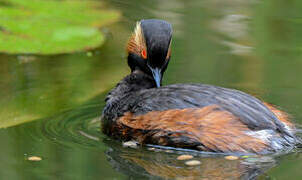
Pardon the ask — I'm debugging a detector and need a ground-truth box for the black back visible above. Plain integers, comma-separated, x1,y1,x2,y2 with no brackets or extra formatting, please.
103,76,292,137
131,84,284,132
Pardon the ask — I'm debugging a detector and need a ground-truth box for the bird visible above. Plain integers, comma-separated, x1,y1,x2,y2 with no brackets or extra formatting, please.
102,19,299,154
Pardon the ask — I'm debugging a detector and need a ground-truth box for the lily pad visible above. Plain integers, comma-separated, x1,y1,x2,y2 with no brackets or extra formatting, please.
0,0,120,54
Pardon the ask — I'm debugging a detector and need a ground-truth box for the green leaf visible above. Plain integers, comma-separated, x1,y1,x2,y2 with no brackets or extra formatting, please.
0,0,120,54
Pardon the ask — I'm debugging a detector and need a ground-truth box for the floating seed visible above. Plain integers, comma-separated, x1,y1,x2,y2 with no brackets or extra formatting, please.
28,156,42,161
225,156,239,160
177,155,194,160
185,160,201,166
122,141,138,148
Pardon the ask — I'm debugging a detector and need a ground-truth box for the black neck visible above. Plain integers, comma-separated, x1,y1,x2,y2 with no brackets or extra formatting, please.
105,70,156,105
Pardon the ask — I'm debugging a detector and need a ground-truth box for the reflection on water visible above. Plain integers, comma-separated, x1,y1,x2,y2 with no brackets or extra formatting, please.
1,94,279,179
1,0,302,179
106,142,277,179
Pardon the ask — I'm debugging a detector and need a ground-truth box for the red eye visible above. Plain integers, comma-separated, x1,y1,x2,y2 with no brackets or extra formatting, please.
141,49,147,59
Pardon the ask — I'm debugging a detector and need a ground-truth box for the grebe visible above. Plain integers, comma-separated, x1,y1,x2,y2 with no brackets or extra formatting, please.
102,19,298,154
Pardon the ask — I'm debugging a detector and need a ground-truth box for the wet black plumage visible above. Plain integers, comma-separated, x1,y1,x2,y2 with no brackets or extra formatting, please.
102,19,298,154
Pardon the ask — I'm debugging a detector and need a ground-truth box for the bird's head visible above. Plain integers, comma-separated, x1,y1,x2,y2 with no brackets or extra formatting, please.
127,19,172,87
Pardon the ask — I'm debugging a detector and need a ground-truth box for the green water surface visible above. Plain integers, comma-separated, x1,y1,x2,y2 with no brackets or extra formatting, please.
1,0,302,179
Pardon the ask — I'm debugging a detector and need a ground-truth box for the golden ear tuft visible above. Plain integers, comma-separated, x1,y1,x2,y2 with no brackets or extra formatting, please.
166,47,171,60
126,22,147,57
166,40,172,59
134,22,143,45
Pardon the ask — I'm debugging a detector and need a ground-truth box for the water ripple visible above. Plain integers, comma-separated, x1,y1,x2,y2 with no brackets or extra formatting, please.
17,96,108,151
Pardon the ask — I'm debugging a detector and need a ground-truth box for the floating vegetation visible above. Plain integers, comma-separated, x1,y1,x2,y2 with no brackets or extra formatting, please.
0,0,120,54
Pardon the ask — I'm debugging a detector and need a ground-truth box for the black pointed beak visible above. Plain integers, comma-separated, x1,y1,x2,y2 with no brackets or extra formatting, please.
150,67,161,87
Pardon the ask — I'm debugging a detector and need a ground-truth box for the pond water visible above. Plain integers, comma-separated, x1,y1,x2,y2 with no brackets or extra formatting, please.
1,0,302,179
